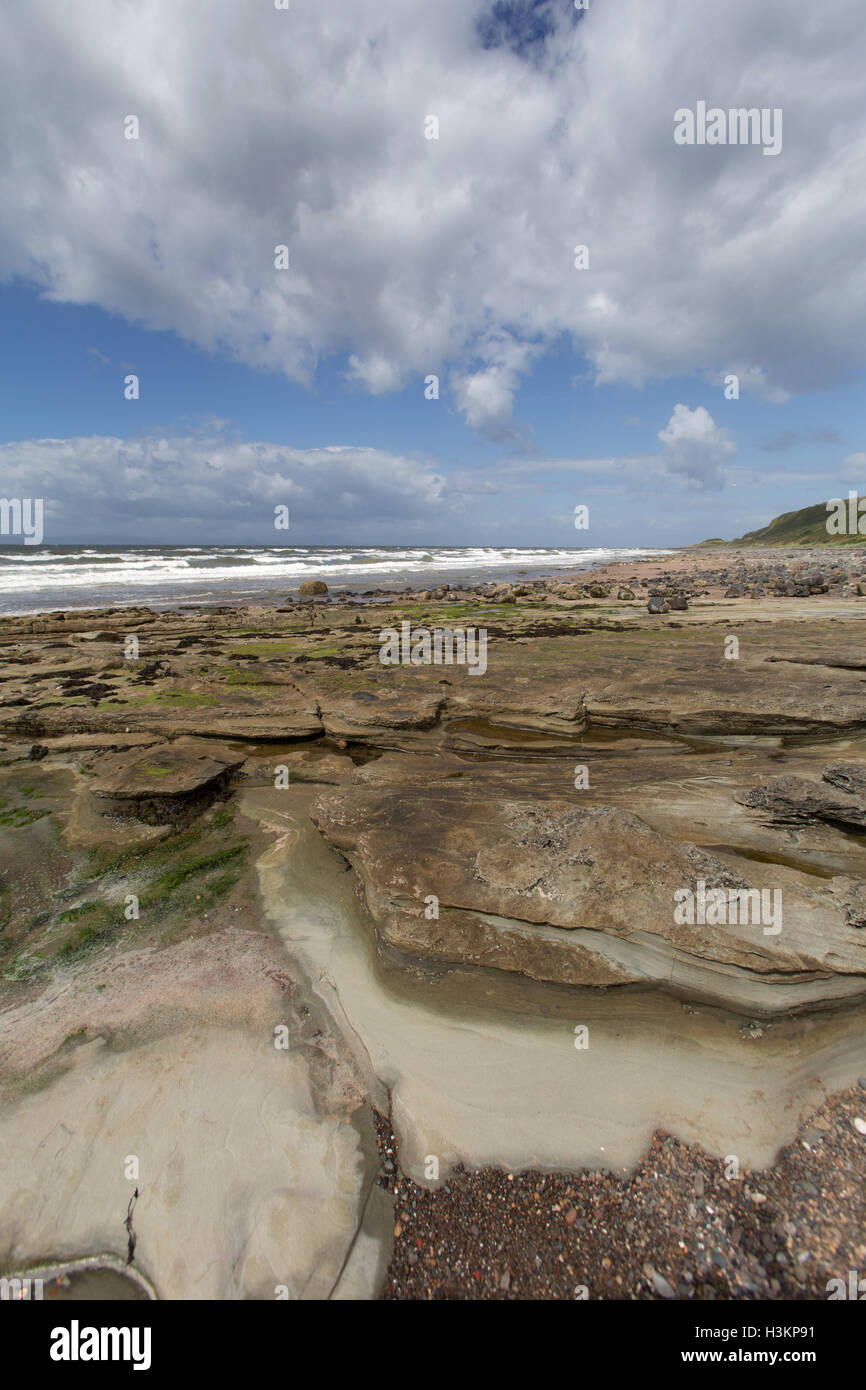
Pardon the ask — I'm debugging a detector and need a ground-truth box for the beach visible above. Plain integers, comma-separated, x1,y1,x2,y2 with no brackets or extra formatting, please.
1,548,865,1299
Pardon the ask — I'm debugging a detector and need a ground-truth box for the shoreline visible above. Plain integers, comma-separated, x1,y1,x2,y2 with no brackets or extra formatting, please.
1,555,865,1300
0,545,675,619
6,541,866,619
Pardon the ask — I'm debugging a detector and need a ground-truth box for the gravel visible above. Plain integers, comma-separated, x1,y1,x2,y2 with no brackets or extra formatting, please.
377,1083,866,1300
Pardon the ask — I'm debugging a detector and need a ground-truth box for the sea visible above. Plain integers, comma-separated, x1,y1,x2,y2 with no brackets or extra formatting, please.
0,545,673,617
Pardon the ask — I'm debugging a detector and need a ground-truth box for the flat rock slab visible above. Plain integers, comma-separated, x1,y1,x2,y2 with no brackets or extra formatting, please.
0,930,389,1300
83,738,247,828
38,733,160,753
311,785,866,1015
91,738,245,801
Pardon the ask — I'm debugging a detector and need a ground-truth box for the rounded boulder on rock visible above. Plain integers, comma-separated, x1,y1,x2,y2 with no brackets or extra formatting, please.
298,579,329,596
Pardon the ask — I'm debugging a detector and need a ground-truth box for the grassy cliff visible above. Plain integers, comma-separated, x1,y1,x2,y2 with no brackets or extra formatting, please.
697,500,866,547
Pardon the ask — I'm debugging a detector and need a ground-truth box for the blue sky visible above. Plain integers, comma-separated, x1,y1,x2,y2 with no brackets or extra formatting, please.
1,0,864,547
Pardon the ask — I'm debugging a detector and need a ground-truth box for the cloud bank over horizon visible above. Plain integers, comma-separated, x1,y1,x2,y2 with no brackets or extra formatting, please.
2,402,856,544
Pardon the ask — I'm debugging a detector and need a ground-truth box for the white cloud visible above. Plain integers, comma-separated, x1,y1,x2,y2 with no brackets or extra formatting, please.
494,403,737,491
452,365,516,431
657,404,736,486
0,0,863,428
344,353,406,395
450,332,540,433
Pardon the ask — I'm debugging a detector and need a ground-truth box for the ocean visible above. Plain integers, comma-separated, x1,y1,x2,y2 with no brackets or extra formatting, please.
0,544,673,616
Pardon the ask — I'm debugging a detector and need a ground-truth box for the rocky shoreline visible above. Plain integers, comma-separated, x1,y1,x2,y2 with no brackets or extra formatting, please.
1,545,865,1299
340,544,866,608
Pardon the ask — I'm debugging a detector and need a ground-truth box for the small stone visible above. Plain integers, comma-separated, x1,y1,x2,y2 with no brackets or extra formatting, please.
643,1262,676,1299
854,1118,866,1135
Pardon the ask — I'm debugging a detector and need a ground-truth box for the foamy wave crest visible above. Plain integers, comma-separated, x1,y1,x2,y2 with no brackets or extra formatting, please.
0,544,673,615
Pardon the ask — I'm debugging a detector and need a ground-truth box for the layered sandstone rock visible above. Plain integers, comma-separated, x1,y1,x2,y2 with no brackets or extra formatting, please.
735,768,866,831
88,738,245,824
311,785,866,1015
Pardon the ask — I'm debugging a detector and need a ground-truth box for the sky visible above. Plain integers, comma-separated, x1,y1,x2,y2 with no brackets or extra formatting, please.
0,0,865,548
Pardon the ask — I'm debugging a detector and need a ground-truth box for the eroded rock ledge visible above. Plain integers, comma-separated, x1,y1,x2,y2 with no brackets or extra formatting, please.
311,786,866,1015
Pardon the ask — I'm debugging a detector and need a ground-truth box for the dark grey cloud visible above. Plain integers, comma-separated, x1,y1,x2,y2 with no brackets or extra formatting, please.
758,428,842,453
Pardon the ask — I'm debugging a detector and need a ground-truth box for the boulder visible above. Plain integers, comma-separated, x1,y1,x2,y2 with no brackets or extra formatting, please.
299,579,329,596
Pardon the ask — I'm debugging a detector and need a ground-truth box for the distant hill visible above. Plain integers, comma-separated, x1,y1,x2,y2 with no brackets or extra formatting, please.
696,500,866,547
